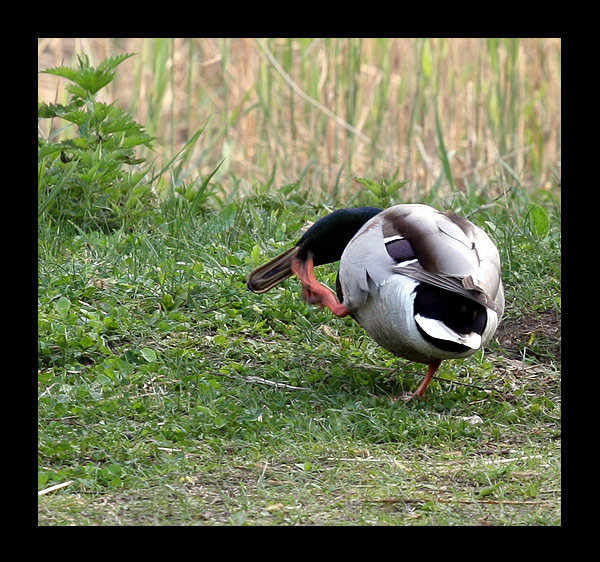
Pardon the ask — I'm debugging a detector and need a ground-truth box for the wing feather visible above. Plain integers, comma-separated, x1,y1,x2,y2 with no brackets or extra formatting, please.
380,205,504,315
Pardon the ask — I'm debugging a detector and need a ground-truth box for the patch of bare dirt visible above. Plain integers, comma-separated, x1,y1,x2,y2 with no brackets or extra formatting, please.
495,309,561,365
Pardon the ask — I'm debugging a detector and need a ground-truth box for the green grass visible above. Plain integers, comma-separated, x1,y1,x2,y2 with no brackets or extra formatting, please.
38,193,561,526
38,41,560,525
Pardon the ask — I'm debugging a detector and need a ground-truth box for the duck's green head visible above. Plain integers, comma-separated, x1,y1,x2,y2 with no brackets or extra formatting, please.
247,206,382,295
296,206,382,265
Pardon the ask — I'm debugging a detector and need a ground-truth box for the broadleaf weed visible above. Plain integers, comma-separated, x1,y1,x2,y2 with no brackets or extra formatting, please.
38,54,156,231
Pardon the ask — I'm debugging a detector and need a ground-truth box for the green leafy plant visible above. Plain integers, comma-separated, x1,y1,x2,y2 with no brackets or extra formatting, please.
354,177,408,208
38,54,156,231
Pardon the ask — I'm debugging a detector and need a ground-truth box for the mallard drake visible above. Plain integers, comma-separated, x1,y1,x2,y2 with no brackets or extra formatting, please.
247,204,504,397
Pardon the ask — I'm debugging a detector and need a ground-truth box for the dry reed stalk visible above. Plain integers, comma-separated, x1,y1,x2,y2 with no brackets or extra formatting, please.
38,38,561,201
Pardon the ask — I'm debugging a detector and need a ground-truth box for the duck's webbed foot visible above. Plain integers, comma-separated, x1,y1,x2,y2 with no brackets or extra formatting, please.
291,256,349,317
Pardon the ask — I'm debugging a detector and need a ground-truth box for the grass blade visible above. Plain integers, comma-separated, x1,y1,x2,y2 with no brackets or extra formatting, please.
38,159,79,218
435,100,455,191
189,158,225,216
153,120,208,183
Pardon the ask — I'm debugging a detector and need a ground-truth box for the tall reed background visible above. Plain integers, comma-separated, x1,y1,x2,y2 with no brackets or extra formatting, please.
38,38,561,203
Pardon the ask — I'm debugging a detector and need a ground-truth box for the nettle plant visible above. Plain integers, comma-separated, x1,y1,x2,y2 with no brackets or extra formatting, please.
38,54,156,231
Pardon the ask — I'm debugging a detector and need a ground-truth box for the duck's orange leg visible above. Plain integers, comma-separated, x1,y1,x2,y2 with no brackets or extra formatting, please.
291,256,349,317
413,359,442,397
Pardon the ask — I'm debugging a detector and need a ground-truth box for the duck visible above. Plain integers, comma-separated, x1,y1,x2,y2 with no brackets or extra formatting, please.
247,204,504,397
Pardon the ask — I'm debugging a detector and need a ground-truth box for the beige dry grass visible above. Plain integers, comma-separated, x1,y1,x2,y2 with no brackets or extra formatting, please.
38,38,561,201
